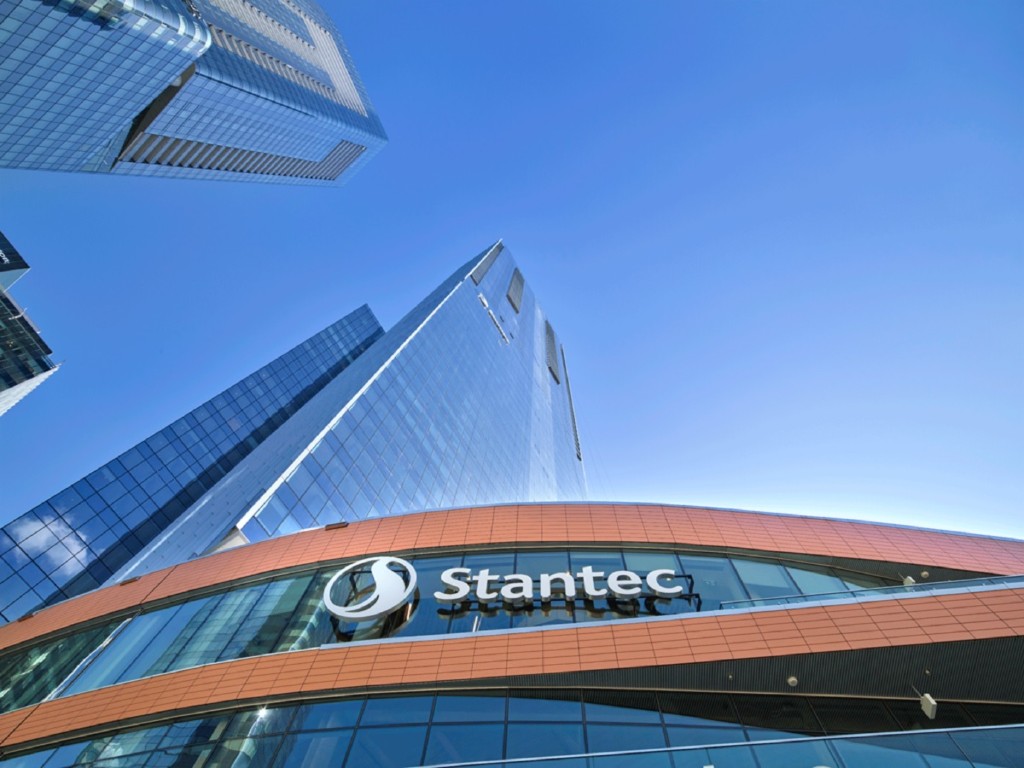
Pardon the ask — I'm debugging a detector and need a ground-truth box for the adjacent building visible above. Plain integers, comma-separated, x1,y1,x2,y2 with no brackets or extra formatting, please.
0,230,58,418
0,243,586,623
0,0,385,183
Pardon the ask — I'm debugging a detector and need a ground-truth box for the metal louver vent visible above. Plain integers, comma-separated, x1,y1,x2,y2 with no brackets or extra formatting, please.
545,321,560,384
561,346,582,460
506,268,524,313
118,133,365,181
209,27,339,103
470,243,503,285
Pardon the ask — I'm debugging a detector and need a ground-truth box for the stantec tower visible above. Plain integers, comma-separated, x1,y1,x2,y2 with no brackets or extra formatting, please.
0,245,1022,767
0,243,586,624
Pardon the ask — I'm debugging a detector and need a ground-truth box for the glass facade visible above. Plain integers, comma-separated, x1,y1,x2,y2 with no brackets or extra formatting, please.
0,306,383,624
0,0,209,172
239,243,587,546
0,546,892,715
1,691,1021,768
0,0,385,183
114,245,587,582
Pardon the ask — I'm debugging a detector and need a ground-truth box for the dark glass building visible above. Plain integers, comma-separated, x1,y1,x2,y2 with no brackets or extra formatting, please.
0,230,58,418
0,0,385,184
0,244,586,624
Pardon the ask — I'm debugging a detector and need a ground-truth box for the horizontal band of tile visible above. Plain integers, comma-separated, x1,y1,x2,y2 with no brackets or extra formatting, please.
1,586,1022,752
4,502,1024,654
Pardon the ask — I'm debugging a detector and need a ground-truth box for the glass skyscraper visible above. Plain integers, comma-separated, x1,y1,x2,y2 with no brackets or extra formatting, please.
0,244,586,623
0,0,385,184
0,230,58,418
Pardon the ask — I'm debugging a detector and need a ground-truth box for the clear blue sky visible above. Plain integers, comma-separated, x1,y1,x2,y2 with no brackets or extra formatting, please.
1,1,1021,537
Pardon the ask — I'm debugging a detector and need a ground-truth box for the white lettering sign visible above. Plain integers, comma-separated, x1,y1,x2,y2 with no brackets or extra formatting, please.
435,566,686,605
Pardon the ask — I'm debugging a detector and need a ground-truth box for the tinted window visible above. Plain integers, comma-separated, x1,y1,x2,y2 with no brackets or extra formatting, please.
681,556,749,609
423,723,504,764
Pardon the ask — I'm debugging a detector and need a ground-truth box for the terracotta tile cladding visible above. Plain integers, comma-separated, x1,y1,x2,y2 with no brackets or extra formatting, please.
4,502,1024,654
6,589,1023,750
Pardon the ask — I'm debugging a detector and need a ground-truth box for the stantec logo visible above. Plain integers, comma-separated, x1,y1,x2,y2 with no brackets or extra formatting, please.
323,556,418,621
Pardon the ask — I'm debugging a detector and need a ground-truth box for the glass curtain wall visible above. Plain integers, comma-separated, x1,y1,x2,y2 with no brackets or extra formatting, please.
0,549,893,715
1,692,1022,768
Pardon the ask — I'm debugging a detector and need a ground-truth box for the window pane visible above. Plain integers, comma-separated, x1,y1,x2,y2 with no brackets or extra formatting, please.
508,693,582,722
449,554,514,633
505,723,584,759
702,744,759,768
591,753,673,768
432,694,506,723
0,619,120,714
206,736,281,767
344,725,427,768
622,551,680,573
423,723,504,764
272,731,352,768
513,551,573,628
886,701,973,731
659,693,737,727
679,556,748,610
292,700,363,731
785,565,850,597
0,751,53,767
221,576,316,660
812,698,897,734
831,735,931,768
393,557,460,638
586,723,666,752
730,559,799,600
967,703,1024,726
666,726,746,748
359,696,433,726
750,739,839,768
122,595,219,678
61,609,180,696
838,571,889,590
948,728,1022,766
733,696,822,736
584,691,661,724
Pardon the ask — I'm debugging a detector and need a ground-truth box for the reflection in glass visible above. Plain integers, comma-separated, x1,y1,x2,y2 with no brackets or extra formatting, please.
271,731,352,768
345,725,427,768
730,559,799,600
680,556,749,609
505,723,585,759
423,723,504,764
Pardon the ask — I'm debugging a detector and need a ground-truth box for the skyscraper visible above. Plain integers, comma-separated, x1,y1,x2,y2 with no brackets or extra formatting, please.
0,245,1022,768
0,0,385,184
0,243,586,623
0,230,58,418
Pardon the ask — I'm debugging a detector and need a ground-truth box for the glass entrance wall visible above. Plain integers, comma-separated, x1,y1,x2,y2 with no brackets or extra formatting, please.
1,691,1021,768
0,547,894,715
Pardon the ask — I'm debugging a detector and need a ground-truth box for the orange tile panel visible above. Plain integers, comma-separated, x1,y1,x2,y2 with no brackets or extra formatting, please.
4,587,1020,751
5,503,1024,653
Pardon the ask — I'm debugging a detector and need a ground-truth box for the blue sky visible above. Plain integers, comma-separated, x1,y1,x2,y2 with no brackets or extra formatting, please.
0,1,1021,537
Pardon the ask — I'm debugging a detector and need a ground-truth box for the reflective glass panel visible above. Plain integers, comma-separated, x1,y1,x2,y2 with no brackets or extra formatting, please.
423,723,504,764
344,725,427,768
505,723,585,759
